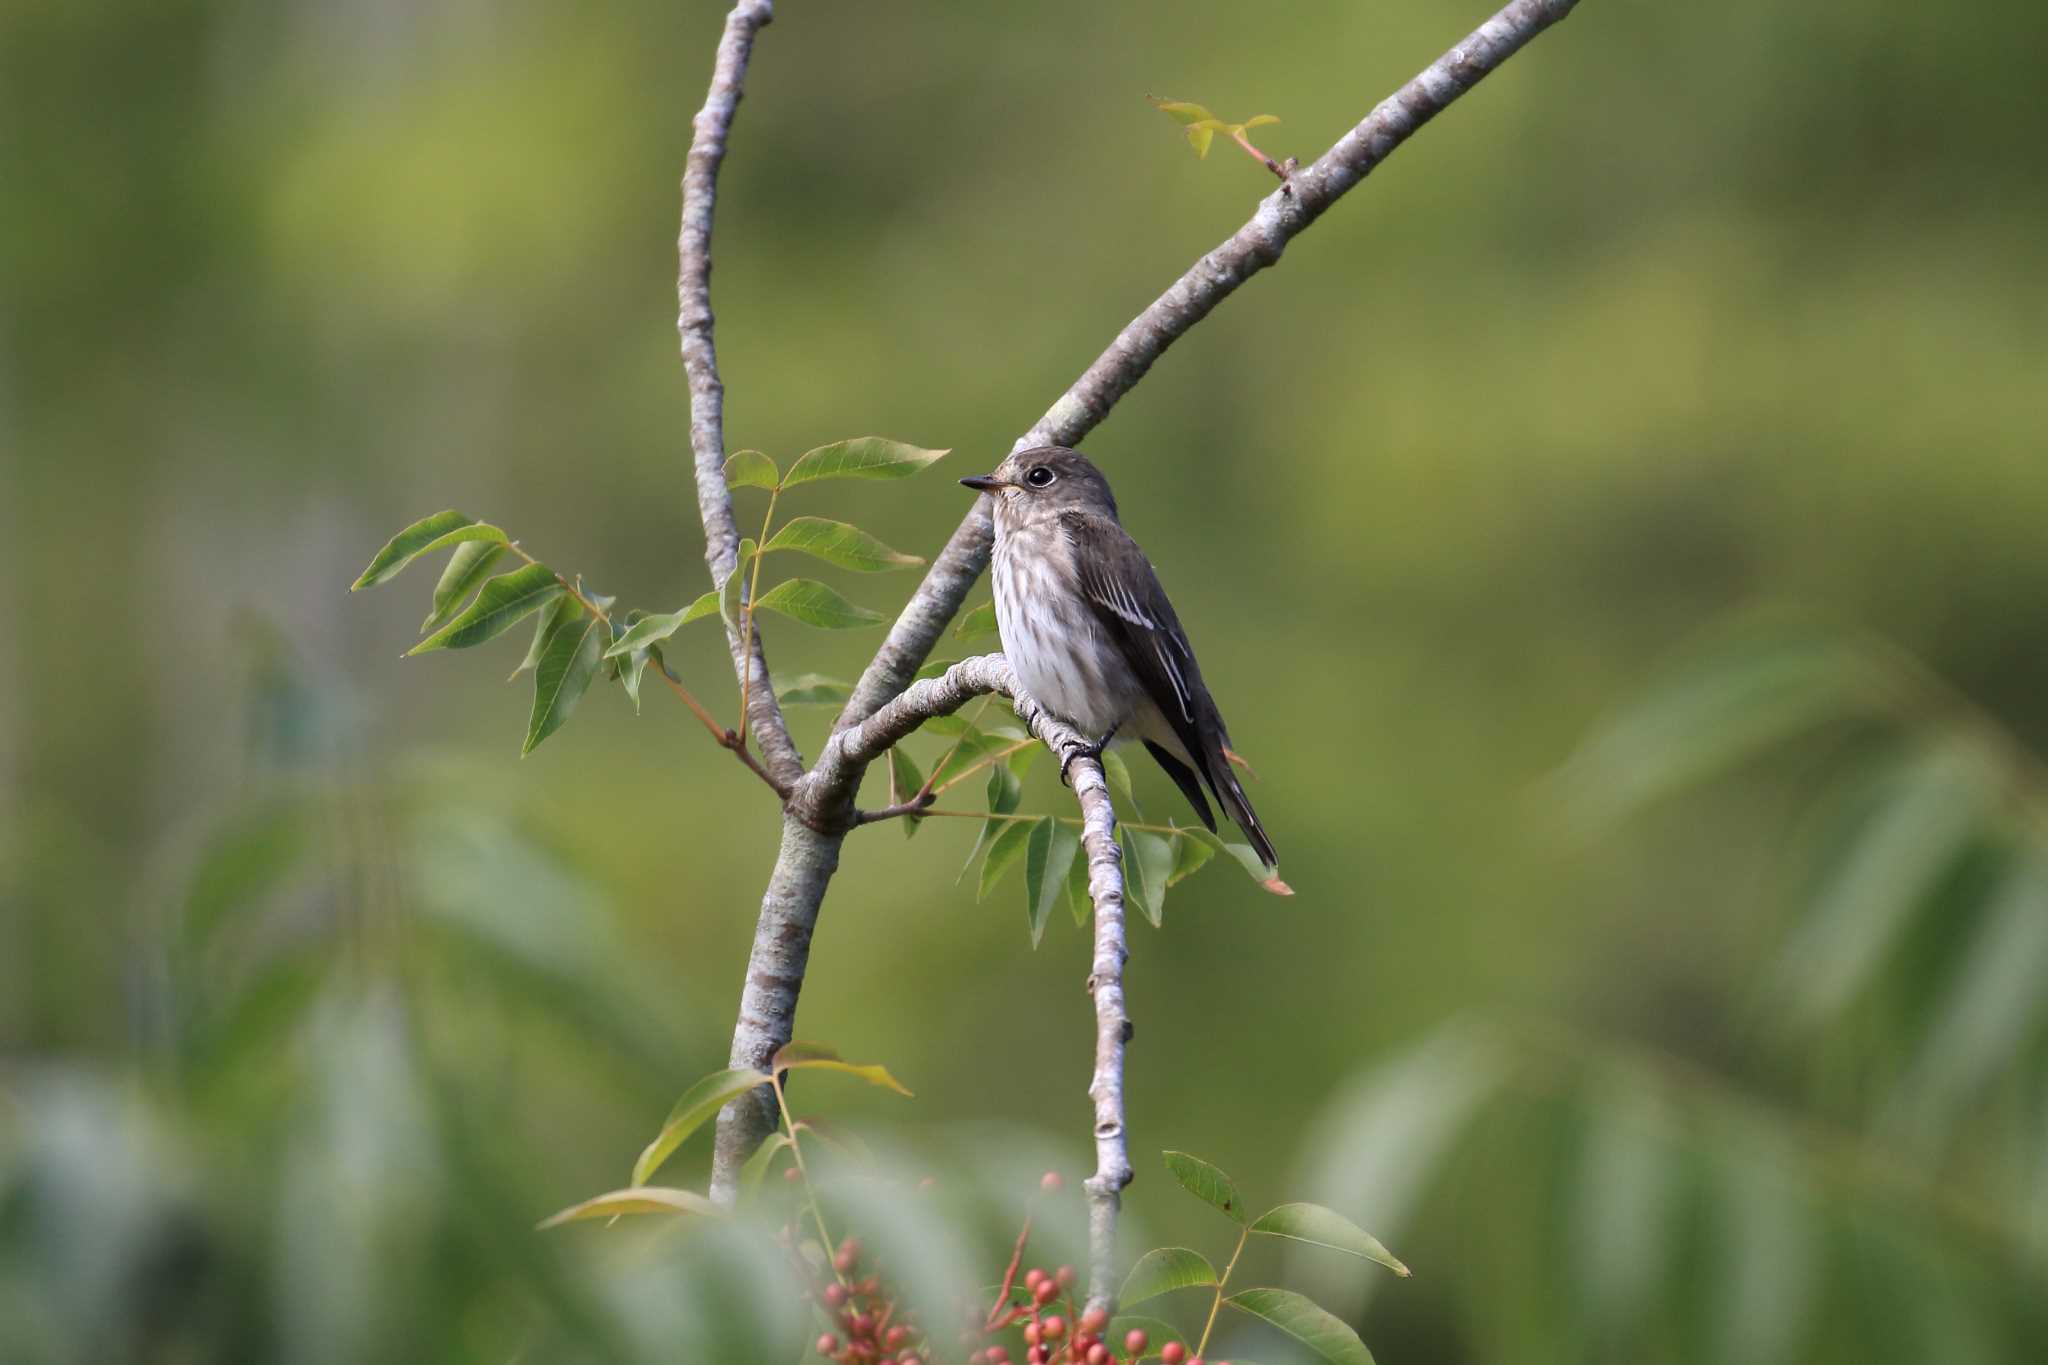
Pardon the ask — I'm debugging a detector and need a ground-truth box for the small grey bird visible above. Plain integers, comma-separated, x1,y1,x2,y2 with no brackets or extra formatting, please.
961,446,1277,869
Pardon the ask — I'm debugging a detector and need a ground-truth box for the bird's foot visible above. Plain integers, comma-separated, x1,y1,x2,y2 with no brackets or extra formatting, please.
1058,725,1119,786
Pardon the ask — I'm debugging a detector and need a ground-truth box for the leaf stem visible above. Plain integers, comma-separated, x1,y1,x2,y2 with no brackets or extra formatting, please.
505,542,613,624
770,1069,844,1284
1195,1225,1249,1359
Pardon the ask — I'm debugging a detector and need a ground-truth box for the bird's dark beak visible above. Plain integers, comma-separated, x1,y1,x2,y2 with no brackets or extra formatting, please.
959,474,1006,493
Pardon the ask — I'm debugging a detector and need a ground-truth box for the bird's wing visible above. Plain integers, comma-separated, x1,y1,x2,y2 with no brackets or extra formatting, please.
1059,512,1209,754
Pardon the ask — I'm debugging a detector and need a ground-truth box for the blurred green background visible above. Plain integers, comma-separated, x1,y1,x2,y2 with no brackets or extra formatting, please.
6,0,2048,1359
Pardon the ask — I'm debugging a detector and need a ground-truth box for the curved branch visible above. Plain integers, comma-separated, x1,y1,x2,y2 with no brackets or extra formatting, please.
838,0,1584,731
678,0,803,789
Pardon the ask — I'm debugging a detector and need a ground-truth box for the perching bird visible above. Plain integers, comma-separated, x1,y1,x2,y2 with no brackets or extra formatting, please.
961,446,1277,869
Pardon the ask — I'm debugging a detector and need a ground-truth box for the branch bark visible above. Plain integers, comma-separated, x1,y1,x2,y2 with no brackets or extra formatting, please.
690,0,1587,1256
677,0,803,790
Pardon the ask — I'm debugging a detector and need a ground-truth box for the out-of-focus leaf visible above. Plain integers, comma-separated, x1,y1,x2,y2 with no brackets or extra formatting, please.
960,763,1023,878
723,448,780,490
953,602,999,640
1251,1203,1408,1277
1225,1287,1375,1365
1122,827,1174,928
1709,1132,1815,1365
1168,830,1216,885
781,437,949,486
178,800,312,954
1164,1150,1247,1222
752,579,886,629
408,564,563,654
772,1042,913,1097
1022,817,1052,945
1029,820,1080,947
512,594,580,679
524,602,605,754
889,746,925,840
1118,1246,1217,1307
353,510,503,588
634,1067,773,1186
776,674,853,706
1240,113,1281,130
1771,741,1990,1025
537,1186,723,1229
762,516,924,572
1557,628,1890,828
737,1132,794,1206
1148,96,1219,126
979,818,1033,901
1574,1087,1675,1328
1183,828,1293,895
1067,836,1094,925
422,540,507,632
1893,856,2048,1134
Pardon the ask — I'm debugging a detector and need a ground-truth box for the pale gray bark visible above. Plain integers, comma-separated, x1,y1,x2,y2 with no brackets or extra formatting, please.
682,0,1589,1300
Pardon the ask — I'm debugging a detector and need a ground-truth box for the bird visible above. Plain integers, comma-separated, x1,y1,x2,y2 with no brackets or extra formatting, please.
960,446,1277,870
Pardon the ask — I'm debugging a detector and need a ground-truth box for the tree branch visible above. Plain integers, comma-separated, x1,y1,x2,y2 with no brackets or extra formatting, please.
678,0,803,790
838,0,1583,732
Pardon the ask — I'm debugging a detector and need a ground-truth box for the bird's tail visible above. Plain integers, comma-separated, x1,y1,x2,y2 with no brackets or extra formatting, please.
1203,745,1277,871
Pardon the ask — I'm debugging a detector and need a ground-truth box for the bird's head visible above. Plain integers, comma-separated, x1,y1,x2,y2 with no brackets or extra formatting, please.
960,446,1120,527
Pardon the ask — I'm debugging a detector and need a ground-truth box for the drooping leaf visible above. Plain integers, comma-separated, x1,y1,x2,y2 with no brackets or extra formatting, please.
1067,836,1094,926
353,510,485,589
524,602,606,754
1121,827,1174,928
1771,741,1990,1025
1118,1246,1218,1308
979,817,1033,901
633,1067,773,1186
752,578,887,629
1225,1287,1376,1365
537,1186,723,1230
611,617,660,713
1251,1202,1409,1276
777,674,854,706
423,540,508,632
1101,749,1140,815
772,1041,914,1097
1168,830,1216,885
1029,820,1080,947
890,745,925,840
953,601,1000,640
723,448,780,490
1164,1150,1248,1222
762,516,924,572
737,1132,795,1206
781,437,949,486
602,606,700,659
960,763,1024,879
1184,827,1294,895
934,729,1014,791
512,594,581,680
409,563,564,654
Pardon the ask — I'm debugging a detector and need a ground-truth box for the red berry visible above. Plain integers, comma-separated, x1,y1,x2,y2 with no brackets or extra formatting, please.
858,1275,881,1296
1124,1328,1149,1355
824,1284,848,1307
784,1166,803,1182
886,1326,909,1348
1040,1171,1064,1193
1055,1265,1077,1290
1160,1344,1187,1365
851,1314,875,1338
816,1334,839,1356
1023,1323,1041,1347
1079,1307,1108,1336
1025,1268,1046,1292
833,1239,863,1274
1041,1315,1066,1340
1033,1279,1059,1306
1087,1345,1110,1365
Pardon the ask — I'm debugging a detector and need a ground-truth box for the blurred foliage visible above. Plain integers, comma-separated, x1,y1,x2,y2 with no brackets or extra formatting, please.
6,0,2048,1359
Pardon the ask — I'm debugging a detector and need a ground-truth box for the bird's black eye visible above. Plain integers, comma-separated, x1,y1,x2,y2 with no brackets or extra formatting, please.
1025,465,1057,488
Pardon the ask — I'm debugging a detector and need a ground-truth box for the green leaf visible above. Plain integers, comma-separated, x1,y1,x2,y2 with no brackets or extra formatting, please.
915,656,962,681
353,510,485,589
602,607,696,660
422,540,508,632
752,578,887,629
717,538,757,635
1118,1246,1218,1308
771,1041,914,1097
512,594,580,679
537,1186,723,1230
1225,1287,1376,1365
953,601,999,640
889,745,925,840
960,763,1024,879
1101,749,1140,815
934,729,1013,790
777,674,854,706
633,1066,774,1186
1164,1150,1247,1222
1028,820,1079,948
979,817,1033,901
1122,827,1174,928
781,436,949,486
177,800,312,955
1067,835,1093,926
408,564,564,654
723,448,780,490
612,616,661,714
1147,95,1219,126
524,602,606,754
1240,113,1281,130
1183,828,1294,896
681,589,722,624
1185,123,1216,158
1250,1202,1409,1277
762,516,925,572
736,1132,794,1206
1168,831,1215,886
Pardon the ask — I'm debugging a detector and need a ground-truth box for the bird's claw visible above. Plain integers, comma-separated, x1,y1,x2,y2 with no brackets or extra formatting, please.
1058,726,1117,786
